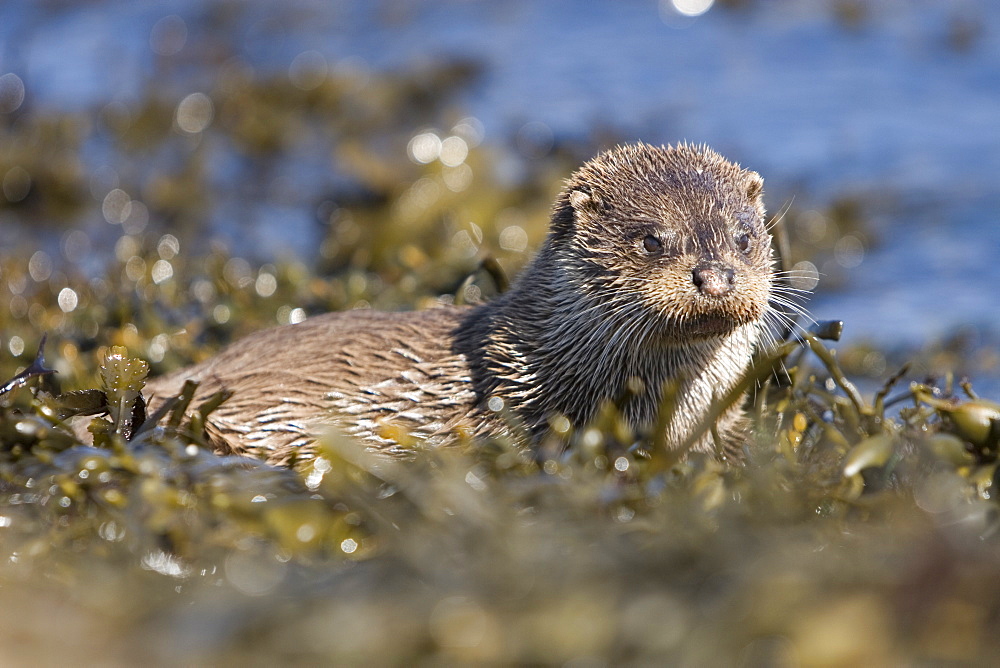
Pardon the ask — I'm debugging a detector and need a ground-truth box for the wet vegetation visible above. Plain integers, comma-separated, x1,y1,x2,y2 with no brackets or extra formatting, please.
2,9,1000,664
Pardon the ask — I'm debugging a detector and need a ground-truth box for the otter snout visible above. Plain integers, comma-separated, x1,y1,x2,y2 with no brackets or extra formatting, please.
692,262,735,297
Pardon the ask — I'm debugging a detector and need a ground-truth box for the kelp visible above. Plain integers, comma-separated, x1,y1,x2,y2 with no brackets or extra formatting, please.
0,313,997,664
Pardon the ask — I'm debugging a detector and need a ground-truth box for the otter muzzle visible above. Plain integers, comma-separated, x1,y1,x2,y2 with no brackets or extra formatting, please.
692,263,735,297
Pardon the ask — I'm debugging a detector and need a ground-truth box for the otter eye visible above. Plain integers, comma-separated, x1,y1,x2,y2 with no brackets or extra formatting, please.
642,235,663,254
737,233,751,254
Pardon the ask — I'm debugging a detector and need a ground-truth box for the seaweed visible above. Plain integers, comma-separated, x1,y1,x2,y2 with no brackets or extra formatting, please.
0,25,998,663
0,309,997,664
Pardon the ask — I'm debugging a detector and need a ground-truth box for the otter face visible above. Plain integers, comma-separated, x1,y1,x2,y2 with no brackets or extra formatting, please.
557,143,772,343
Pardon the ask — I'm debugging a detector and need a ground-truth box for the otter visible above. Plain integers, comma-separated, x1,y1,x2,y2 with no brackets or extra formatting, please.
144,143,774,466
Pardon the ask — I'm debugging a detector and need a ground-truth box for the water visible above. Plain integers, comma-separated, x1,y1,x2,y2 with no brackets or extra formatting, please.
2,0,998,350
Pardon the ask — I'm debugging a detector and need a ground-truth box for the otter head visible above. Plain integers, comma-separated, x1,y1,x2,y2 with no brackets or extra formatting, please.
550,142,771,344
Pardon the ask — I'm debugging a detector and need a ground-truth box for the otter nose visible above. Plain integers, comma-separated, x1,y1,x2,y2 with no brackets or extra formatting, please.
692,263,735,297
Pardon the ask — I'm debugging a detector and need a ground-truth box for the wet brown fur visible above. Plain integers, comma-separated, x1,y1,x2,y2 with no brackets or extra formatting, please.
144,143,773,466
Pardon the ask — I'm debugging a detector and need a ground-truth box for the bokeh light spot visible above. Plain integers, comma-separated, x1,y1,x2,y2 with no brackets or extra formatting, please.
102,189,132,225
408,131,442,164
452,116,485,147
289,50,328,90
150,15,187,56
499,225,528,253
439,136,469,167
125,256,147,282
451,230,478,258
157,234,180,260
115,235,140,263
442,164,473,192
57,287,78,313
151,259,174,284
790,261,820,291
295,523,316,543
834,235,865,268
175,92,214,134
123,200,150,235
191,278,216,303
256,271,278,297
148,333,169,363
62,230,92,263
213,304,231,324
223,257,253,288
28,251,52,282
797,210,829,244
0,73,25,113
670,0,714,17
2,166,31,202
8,336,24,357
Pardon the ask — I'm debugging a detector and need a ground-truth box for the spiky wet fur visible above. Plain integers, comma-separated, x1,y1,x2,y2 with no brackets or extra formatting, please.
144,142,776,465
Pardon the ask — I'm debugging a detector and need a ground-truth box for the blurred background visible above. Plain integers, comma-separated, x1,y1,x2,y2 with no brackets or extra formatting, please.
3,3,1000,665
0,0,998,388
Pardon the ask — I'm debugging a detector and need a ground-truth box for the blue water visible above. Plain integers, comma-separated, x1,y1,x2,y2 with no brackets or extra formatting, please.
2,0,998,355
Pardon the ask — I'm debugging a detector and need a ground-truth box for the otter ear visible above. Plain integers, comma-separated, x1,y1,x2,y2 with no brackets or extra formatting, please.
552,183,607,239
745,172,764,200
568,184,606,216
